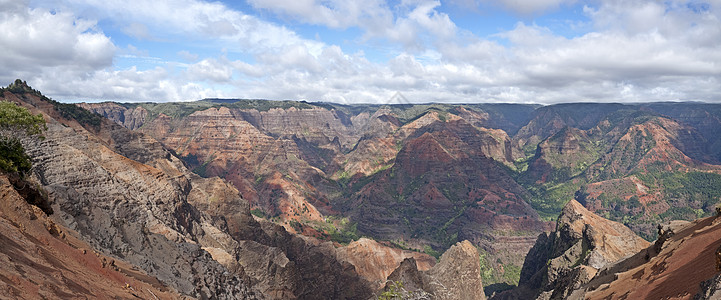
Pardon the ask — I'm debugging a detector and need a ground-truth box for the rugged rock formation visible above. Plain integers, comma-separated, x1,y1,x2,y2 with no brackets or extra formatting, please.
0,174,180,299
339,124,550,285
523,127,600,184
78,102,148,130
188,183,375,299
501,199,649,299
381,240,486,300
5,90,262,299
336,238,436,289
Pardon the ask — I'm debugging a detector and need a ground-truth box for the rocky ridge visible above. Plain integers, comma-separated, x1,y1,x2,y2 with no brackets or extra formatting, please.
84,100,545,286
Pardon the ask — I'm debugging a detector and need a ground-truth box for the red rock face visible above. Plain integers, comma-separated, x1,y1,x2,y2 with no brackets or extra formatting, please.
504,200,650,300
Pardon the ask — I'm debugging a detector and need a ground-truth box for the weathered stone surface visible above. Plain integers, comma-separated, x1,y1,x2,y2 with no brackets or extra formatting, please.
383,240,487,300
83,100,550,285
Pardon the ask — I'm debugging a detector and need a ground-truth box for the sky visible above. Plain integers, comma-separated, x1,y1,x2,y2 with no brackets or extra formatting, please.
1,0,720,104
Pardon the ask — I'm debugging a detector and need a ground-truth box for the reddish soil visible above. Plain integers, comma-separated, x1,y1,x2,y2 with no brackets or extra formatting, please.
586,216,721,299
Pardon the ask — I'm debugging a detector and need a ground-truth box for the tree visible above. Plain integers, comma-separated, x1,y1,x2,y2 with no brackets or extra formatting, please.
0,100,46,175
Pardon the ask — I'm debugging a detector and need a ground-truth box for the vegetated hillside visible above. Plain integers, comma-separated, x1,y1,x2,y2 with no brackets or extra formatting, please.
518,105,721,240
82,97,721,289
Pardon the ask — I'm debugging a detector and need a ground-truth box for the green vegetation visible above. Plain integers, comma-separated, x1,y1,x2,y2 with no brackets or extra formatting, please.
250,208,266,218
502,263,521,285
525,180,585,220
329,221,359,244
0,137,32,174
423,245,441,259
378,281,405,300
478,248,495,284
224,99,314,111
0,100,45,136
636,170,721,219
51,100,103,129
312,216,360,245
477,247,522,293
0,98,46,175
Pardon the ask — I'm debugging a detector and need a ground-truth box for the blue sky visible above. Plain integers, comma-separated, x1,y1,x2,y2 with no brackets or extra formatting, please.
2,0,720,104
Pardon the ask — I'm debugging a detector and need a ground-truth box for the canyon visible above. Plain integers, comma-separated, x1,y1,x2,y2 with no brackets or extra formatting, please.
2,80,721,298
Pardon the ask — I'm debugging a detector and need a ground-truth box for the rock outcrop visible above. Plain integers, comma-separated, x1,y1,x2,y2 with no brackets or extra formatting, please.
83,100,551,286
381,240,487,300
335,238,436,289
5,91,262,299
501,199,649,299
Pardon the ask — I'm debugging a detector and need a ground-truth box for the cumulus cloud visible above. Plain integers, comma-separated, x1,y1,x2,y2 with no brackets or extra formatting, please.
185,58,234,83
35,66,225,102
246,0,392,29
247,0,456,51
0,0,115,76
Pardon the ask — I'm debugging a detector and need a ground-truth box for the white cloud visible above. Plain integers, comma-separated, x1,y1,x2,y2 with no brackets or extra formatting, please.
54,0,327,56
35,66,225,102
0,0,115,76
246,0,457,52
185,58,234,83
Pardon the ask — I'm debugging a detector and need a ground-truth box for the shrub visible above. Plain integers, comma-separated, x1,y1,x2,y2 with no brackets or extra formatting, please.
0,100,46,175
